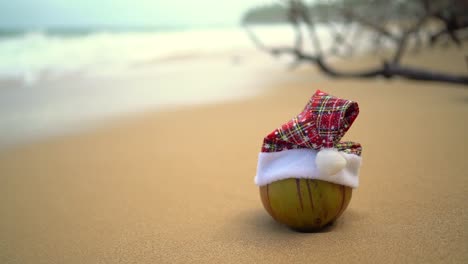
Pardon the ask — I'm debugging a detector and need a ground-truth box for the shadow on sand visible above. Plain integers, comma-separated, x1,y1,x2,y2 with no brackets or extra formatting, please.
221,208,345,238
241,208,340,234
213,207,365,249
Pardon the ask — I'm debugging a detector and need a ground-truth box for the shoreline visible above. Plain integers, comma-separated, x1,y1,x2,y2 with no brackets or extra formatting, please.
0,50,297,150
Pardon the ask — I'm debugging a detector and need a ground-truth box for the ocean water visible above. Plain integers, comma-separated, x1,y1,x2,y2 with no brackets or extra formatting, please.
0,25,296,83
0,24,377,148
0,25,301,147
0,24,379,83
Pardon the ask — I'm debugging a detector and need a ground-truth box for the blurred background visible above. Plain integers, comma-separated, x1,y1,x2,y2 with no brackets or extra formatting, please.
0,0,467,148
0,0,268,148
0,0,290,148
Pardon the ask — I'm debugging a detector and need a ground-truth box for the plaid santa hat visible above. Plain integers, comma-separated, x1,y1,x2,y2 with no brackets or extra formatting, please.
255,90,362,188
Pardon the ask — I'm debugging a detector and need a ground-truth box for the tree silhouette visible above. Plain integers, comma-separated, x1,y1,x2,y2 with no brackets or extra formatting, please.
243,0,468,85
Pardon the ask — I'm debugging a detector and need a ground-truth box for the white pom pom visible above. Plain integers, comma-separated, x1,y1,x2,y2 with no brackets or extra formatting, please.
316,148,347,176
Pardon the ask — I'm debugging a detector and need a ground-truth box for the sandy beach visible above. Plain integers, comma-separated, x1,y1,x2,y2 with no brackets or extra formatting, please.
1,46,468,263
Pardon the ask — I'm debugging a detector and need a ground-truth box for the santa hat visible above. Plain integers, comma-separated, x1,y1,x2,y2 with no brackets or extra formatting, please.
255,90,362,188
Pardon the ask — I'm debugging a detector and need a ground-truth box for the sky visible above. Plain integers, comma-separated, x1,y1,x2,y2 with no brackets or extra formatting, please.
0,0,272,28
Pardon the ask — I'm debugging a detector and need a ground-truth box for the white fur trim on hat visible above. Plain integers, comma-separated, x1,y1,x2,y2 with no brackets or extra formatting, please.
255,148,362,188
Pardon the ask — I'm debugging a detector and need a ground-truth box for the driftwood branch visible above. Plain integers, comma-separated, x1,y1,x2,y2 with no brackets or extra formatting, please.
245,25,468,85
244,0,468,86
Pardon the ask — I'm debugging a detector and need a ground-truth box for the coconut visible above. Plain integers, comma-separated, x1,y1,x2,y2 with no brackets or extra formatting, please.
260,178,352,231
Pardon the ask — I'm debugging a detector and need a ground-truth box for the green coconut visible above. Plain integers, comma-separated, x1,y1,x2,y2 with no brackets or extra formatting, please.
260,178,352,231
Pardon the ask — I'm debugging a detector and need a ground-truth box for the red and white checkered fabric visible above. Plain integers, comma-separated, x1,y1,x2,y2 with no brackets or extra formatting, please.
261,90,361,155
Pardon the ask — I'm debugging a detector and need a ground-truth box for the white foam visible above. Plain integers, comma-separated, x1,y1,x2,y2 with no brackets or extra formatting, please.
0,26,289,83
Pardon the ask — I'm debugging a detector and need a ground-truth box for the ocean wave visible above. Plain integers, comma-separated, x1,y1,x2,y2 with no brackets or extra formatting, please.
0,26,294,84
0,24,381,86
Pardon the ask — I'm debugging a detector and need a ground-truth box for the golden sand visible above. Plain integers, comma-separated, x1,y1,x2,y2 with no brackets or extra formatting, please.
1,48,467,263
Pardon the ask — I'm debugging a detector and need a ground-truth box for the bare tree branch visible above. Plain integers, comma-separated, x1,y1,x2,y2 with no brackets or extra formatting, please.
292,0,324,56
340,8,399,42
392,14,429,64
244,0,468,86
246,34,468,84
